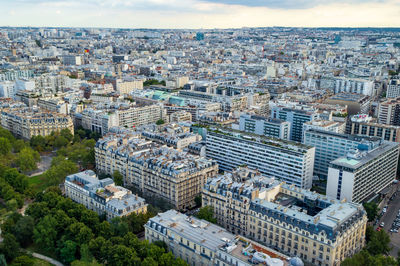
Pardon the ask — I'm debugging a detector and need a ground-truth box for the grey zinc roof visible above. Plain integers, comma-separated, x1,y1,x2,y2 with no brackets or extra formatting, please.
148,210,235,251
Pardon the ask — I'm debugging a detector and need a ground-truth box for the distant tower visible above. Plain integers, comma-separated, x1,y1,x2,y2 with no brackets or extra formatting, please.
196,32,204,41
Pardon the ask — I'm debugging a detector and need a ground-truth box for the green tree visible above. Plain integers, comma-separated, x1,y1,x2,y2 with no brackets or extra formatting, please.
0,127,15,143
54,136,69,148
3,168,28,193
196,206,217,224
0,233,20,261
11,255,34,266
13,216,35,247
194,195,202,207
13,139,28,153
60,129,74,142
15,147,40,172
156,119,165,125
60,240,77,264
366,229,391,256
0,137,11,155
113,170,123,186
30,135,46,152
363,202,378,222
33,215,58,252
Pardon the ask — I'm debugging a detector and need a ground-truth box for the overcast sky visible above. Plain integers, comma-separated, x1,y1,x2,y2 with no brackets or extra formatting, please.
1,0,400,28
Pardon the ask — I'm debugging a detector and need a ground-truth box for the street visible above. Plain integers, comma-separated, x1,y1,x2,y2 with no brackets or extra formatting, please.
375,183,400,257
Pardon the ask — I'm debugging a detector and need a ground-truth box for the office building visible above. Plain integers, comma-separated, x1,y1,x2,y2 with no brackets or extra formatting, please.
65,170,147,221
206,128,315,189
303,129,382,178
327,142,399,203
239,114,291,140
271,106,318,142
145,210,289,266
346,114,400,142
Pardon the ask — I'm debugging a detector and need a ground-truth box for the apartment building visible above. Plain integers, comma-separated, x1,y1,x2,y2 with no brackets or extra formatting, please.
65,170,147,221
141,131,201,149
327,142,399,203
302,120,345,136
202,174,367,266
0,107,74,139
145,210,289,266
202,169,282,236
37,97,69,114
116,79,143,94
205,128,315,189
386,79,400,98
79,103,166,135
239,114,291,140
303,129,382,178
333,77,374,96
271,106,319,142
126,147,218,210
346,114,400,142
325,93,370,115
170,110,192,123
378,97,400,126
95,132,218,210
95,131,154,179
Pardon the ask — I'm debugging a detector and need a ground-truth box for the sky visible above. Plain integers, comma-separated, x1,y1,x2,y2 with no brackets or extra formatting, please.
1,0,400,28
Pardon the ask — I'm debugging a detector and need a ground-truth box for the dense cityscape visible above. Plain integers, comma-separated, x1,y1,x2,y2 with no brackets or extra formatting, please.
0,25,400,266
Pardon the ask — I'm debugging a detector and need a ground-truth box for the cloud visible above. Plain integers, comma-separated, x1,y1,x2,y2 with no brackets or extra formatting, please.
199,0,387,9
0,0,399,28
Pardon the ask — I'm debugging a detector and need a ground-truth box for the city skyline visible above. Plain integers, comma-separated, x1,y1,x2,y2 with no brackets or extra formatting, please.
1,0,400,28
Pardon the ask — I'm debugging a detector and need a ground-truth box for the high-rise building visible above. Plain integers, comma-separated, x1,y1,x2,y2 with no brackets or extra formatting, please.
327,142,399,203
239,114,291,140
378,97,400,126
387,79,400,98
205,128,315,189
271,106,318,142
303,129,382,178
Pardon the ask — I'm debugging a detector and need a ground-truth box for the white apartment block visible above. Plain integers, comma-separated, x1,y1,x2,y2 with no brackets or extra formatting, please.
327,141,399,203
239,114,291,140
205,128,315,189
334,77,374,96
